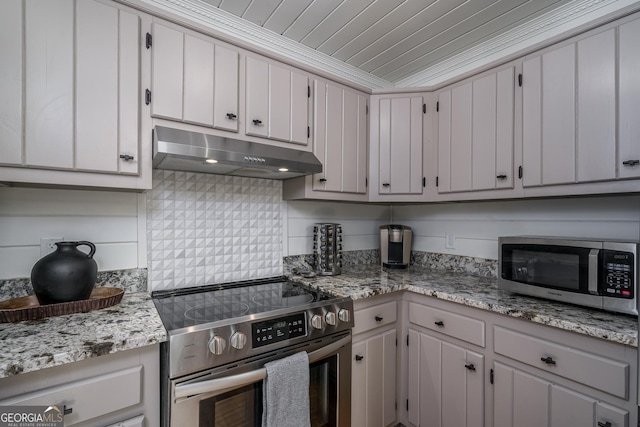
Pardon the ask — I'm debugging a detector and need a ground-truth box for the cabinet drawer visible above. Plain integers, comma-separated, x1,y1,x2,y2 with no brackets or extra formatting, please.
353,301,397,335
0,366,142,425
409,302,485,347
494,326,628,398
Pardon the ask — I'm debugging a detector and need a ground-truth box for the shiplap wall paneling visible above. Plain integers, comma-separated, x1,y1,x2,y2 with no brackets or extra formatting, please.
0,188,141,280
286,201,391,255
393,196,640,260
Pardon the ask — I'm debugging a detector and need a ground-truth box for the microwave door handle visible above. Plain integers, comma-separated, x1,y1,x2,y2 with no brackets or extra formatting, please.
588,249,599,294
174,335,351,400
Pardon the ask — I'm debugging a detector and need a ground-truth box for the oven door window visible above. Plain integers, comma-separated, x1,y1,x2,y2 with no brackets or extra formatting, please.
197,356,338,427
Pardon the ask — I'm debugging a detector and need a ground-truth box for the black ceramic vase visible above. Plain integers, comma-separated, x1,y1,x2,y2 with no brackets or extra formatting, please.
31,241,98,305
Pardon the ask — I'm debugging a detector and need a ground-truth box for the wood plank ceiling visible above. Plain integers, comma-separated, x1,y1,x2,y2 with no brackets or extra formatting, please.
199,0,571,85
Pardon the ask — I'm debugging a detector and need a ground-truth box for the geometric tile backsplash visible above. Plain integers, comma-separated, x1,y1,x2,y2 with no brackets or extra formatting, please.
146,170,283,291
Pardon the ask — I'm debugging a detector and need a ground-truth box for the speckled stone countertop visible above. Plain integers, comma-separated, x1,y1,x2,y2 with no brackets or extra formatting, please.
290,265,638,347
0,292,166,378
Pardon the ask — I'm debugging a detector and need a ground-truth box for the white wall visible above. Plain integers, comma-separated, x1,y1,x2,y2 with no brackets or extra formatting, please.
393,195,640,260
285,201,391,255
0,187,145,280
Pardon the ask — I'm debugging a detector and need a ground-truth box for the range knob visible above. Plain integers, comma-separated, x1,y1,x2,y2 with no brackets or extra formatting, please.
338,309,351,323
230,332,247,350
311,314,324,330
208,335,226,355
325,312,337,326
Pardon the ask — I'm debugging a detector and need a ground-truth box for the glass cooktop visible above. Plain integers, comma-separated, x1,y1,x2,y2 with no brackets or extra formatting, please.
152,276,329,331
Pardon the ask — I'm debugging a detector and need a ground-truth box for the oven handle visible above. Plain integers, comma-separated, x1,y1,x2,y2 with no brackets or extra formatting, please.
174,334,351,399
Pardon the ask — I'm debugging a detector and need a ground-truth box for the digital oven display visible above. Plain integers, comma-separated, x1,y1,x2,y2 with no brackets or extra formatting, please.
252,313,307,348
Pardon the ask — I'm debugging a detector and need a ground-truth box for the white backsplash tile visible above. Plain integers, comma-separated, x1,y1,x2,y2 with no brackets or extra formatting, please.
147,170,283,291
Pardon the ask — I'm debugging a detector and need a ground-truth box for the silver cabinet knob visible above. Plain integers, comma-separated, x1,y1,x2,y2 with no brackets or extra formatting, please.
230,332,247,350
311,314,323,330
208,335,226,355
338,309,350,323
325,312,337,326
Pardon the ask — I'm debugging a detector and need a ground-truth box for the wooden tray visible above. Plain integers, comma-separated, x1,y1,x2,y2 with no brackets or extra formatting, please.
0,287,124,322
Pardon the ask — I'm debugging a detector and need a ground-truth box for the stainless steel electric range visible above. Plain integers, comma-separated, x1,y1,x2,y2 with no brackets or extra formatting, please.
152,276,354,427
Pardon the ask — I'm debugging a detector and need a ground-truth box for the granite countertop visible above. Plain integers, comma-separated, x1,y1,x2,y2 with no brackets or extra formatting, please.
0,292,166,379
290,265,638,347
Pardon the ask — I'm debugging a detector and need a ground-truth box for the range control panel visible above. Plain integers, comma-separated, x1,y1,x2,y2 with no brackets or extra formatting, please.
252,313,307,348
602,250,634,298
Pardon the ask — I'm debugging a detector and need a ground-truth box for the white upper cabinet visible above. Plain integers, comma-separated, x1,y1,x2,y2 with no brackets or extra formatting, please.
437,66,515,194
151,21,239,132
245,56,309,145
522,20,639,188
0,1,22,166
312,81,367,194
619,18,640,179
376,96,424,195
282,79,368,201
0,0,151,190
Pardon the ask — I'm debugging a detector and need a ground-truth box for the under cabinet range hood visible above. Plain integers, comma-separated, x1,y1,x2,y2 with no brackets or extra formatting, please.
152,126,322,179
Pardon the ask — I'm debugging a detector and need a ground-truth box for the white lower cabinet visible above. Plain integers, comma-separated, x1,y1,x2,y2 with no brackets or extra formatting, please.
352,297,398,427
406,300,485,427
494,362,628,427
399,293,637,427
0,345,159,427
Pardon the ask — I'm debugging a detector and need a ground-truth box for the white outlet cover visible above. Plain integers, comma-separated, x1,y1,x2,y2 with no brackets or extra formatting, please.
445,233,456,249
40,237,64,257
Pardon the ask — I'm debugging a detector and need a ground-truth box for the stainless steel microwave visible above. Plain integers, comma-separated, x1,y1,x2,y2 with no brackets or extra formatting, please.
498,236,638,315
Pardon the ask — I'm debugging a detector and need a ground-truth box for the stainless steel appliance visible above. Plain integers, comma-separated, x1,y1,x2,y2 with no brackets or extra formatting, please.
153,126,322,179
152,276,353,427
499,236,638,315
380,224,412,269
313,223,342,276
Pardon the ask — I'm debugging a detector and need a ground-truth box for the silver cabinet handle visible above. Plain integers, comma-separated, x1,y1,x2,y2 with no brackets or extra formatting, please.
174,335,351,399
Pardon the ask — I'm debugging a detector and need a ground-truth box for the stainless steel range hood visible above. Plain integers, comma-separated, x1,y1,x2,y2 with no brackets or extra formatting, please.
152,126,322,179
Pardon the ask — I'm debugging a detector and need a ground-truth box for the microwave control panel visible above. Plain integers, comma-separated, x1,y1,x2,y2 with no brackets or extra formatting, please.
602,250,635,298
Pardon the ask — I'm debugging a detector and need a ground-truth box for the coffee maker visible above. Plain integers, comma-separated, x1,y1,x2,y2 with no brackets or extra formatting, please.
380,224,412,268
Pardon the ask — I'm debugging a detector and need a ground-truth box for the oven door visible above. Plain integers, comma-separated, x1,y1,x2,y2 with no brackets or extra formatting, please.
169,332,351,427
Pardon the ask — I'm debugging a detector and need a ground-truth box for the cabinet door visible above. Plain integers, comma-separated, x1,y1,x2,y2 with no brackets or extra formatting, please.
0,1,22,165
313,81,367,194
577,29,616,183
290,70,309,145
352,329,396,427
268,63,291,142
245,57,269,138
213,45,239,132
619,18,640,179
494,362,550,427
438,67,514,193
151,22,183,121
495,67,515,189
450,83,473,192
342,92,368,194
379,97,423,194
24,0,74,169
493,362,628,427
323,83,344,192
76,0,140,174
408,329,483,427
523,44,576,186
183,34,214,127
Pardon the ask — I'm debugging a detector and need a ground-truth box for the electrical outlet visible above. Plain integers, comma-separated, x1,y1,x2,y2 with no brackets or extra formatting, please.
40,237,64,257
445,233,456,249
